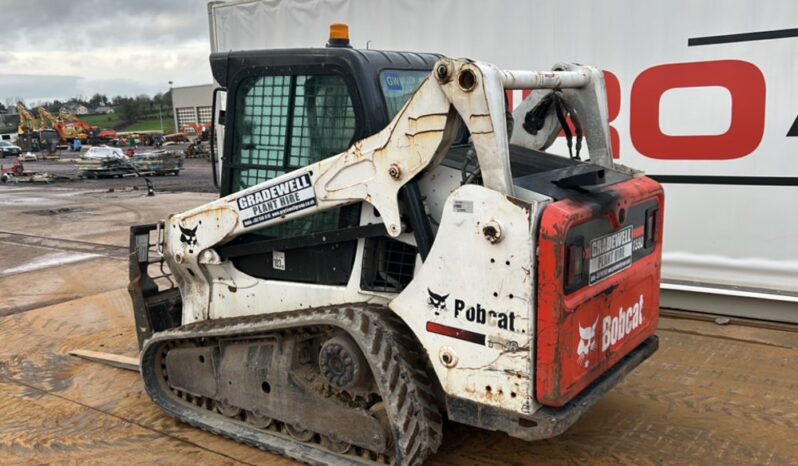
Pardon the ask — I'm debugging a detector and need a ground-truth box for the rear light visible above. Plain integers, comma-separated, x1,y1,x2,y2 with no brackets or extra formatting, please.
564,239,585,291
644,207,659,248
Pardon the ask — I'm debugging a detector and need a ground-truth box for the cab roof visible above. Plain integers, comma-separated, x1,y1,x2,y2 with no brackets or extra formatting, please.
210,47,441,87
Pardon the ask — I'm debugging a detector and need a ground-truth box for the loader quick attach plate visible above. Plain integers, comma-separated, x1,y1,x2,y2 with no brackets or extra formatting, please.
535,176,665,407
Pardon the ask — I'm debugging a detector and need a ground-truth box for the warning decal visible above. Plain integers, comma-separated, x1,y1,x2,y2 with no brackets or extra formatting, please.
236,173,316,228
588,226,633,284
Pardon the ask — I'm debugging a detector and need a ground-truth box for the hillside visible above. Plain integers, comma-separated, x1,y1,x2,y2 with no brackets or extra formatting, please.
1,110,177,136
82,111,176,133
79,113,125,128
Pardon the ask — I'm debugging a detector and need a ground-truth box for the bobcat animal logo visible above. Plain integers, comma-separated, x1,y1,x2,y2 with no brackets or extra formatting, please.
577,318,598,368
427,289,449,316
179,225,198,253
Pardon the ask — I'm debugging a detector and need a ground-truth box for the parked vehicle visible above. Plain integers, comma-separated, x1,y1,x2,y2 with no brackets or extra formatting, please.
0,140,21,158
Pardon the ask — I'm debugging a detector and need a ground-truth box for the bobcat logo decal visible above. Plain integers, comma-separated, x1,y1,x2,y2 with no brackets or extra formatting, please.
179,225,198,253
577,318,598,368
427,289,449,316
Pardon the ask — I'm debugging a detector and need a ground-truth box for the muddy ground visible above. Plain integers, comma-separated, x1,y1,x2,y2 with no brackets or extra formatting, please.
0,187,796,465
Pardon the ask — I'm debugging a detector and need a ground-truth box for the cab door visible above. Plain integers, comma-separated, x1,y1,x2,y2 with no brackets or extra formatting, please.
220,66,366,285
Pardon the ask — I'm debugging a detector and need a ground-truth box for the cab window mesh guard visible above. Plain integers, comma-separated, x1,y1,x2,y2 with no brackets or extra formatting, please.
232,74,357,238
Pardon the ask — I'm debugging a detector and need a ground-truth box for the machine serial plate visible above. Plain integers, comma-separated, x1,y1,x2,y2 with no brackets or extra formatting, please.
588,226,633,284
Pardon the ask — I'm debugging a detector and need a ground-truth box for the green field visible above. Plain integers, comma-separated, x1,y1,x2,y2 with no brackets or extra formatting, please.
3,109,178,136
80,111,175,133
123,116,176,133
1,121,175,137
80,113,125,128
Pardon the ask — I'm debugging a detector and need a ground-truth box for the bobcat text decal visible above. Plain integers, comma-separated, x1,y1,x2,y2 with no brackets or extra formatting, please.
453,299,519,332
576,294,646,363
601,295,645,351
424,290,523,347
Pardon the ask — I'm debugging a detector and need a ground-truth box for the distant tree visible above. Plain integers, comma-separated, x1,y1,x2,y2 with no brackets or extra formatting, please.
46,100,63,113
0,102,5,112
117,97,141,124
0,92,177,122
164,89,172,108
88,93,108,108
133,94,150,114
152,91,173,117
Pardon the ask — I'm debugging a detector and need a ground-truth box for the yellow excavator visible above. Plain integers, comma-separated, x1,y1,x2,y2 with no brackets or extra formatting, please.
61,109,117,144
16,103,61,154
16,104,40,134
37,107,59,129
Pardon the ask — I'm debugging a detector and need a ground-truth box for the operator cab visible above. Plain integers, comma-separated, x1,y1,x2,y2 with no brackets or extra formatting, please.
210,33,440,285
211,48,439,197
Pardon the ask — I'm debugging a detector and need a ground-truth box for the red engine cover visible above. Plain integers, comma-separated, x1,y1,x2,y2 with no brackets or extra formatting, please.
536,176,664,407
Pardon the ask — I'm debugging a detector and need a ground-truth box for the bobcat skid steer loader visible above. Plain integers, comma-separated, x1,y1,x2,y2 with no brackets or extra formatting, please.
129,26,663,466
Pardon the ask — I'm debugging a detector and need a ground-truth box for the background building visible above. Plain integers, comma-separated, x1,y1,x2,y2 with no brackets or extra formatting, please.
59,103,89,115
171,84,214,131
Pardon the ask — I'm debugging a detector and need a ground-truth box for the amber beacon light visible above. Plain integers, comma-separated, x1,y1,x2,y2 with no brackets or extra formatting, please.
327,23,351,47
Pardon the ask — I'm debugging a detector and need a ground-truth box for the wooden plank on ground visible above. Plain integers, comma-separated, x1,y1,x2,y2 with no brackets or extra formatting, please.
69,349,140,371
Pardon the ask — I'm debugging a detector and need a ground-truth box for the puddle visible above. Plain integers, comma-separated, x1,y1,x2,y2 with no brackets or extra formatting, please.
0,196,52,206
0,251,101,276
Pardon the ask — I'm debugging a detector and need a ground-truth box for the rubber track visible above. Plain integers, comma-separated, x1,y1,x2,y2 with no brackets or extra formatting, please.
140,303,443,466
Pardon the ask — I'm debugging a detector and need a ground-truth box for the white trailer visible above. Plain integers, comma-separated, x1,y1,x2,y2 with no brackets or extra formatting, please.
207,0,798,322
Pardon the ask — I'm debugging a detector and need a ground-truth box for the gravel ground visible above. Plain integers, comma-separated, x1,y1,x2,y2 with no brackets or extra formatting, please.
0,144,217,193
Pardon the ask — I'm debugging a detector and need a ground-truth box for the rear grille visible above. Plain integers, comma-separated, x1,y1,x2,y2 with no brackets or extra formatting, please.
360,237,418,293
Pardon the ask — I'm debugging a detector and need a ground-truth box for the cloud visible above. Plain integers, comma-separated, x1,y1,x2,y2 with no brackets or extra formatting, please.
0,74,82,103
8,0,208,49
77,78,161,99
0,0,212,102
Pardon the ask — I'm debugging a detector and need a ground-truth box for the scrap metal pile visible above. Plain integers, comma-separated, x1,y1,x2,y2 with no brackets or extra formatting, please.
130,150,184,176
0,159,66,184
78,146,183,178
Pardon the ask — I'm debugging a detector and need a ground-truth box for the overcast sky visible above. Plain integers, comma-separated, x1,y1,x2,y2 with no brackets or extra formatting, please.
0,0,212,105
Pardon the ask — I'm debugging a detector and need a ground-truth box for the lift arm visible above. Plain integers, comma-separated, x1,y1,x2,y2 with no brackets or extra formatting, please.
158,57,613,324
166,58,611,254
